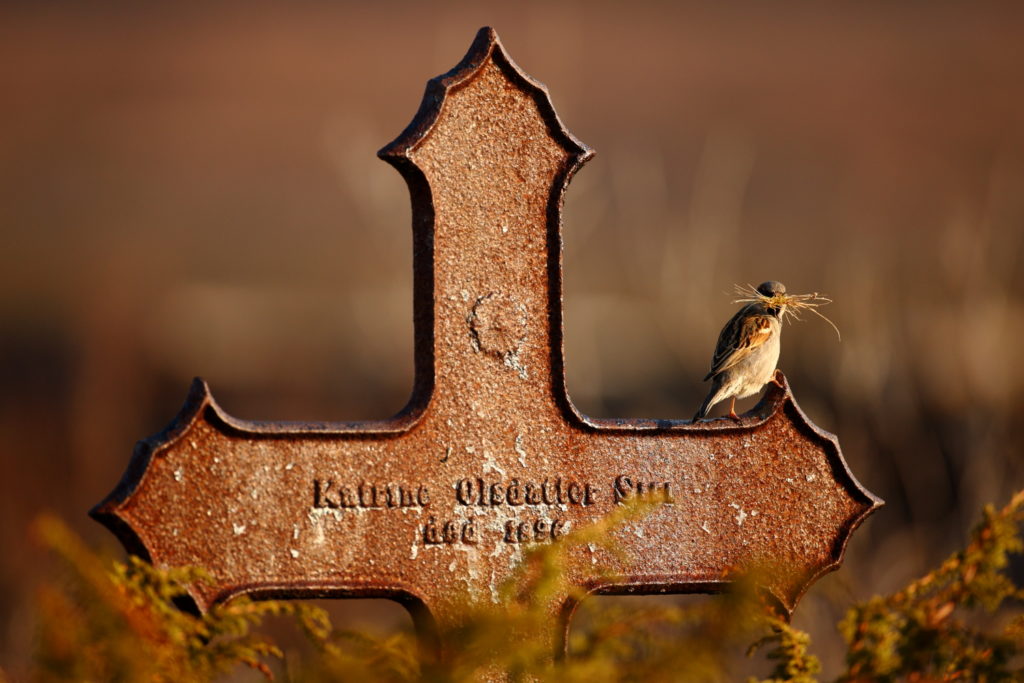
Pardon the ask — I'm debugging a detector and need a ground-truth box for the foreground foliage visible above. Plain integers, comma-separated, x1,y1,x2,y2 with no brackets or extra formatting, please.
25,490,1024,682
838,490,1024,682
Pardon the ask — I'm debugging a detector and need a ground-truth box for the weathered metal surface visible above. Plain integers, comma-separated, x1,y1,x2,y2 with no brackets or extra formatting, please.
92,27,882,656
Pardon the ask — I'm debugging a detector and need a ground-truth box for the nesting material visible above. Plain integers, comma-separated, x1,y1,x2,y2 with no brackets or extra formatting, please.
732,283,842,341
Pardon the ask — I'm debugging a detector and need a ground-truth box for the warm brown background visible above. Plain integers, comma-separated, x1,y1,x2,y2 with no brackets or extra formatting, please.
2,1,1023,677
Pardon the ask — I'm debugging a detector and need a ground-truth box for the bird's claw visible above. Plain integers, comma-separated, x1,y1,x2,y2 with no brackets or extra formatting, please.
771,369,786,389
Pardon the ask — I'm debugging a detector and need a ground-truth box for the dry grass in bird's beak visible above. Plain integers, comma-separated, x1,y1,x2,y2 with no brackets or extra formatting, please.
732,283,842,341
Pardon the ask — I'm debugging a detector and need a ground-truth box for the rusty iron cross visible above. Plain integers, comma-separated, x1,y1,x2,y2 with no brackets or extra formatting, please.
93,27,881,657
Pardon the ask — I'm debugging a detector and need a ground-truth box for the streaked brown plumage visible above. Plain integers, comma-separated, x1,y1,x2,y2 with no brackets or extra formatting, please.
694,281,787,421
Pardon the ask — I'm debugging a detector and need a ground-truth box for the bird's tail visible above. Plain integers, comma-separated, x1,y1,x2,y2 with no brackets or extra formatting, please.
693,384,724,422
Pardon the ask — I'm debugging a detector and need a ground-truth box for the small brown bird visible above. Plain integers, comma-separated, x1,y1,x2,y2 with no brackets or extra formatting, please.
694,281,788,421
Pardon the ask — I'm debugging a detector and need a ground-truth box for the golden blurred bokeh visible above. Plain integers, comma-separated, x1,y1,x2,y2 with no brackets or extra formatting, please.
2,1,1023,676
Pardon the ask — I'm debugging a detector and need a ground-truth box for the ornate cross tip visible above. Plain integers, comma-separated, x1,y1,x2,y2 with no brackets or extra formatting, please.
91,26,882,656
379,26,593,169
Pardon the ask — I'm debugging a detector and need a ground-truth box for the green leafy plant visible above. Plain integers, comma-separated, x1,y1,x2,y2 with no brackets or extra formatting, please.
33,514,306,681
837,490,1024,682
749,615,821,683
32,516,425,682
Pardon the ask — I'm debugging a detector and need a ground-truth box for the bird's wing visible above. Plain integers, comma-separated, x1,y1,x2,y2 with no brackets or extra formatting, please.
703,307,775,380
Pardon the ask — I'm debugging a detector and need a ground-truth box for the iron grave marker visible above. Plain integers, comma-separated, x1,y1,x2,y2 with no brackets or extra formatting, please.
92,27,882,656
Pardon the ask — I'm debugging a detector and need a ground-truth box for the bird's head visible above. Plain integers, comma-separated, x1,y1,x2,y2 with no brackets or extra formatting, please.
756,280,787,317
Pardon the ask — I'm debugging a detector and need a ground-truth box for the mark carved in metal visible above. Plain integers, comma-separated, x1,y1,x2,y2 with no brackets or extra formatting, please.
92,27,882,656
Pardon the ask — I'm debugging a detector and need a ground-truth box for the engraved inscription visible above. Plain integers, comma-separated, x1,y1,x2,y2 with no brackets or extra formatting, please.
455,477,597,507
308,476,678,547
613,475,674,504
503,518,567,543
423,517,477,545
313,479,430,510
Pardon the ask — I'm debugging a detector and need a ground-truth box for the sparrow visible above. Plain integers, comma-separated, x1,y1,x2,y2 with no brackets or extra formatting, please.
693,281,788,421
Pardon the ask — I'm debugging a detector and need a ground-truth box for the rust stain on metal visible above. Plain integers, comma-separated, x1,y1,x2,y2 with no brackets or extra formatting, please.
92,27,882,657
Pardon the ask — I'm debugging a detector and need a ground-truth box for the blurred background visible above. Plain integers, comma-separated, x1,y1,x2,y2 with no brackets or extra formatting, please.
2,1,1023,677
